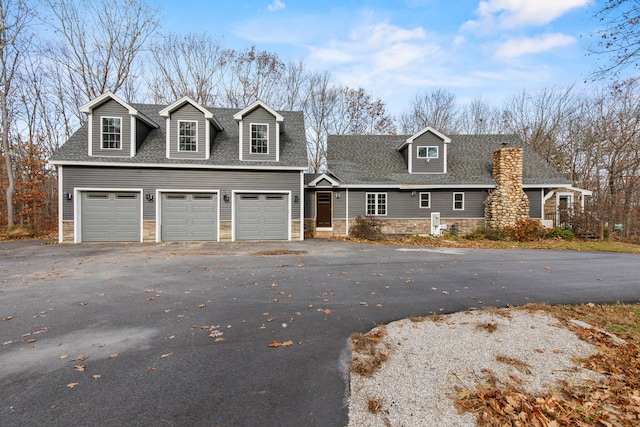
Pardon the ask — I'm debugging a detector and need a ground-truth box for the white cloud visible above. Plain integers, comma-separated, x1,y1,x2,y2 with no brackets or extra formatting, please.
268,0,285,12
494,33,576,59
463,0,591,31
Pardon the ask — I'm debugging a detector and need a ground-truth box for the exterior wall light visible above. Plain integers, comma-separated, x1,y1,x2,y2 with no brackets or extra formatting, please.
223,194,230,203
145,193,154,202
294,195,299,203
411,191,416,197
64,192,73,201
335,192,341,199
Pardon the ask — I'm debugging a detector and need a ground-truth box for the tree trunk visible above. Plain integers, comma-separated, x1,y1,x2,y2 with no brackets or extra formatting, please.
1,88,14,228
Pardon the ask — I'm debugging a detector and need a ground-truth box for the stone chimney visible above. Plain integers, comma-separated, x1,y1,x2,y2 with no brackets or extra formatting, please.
484,147,530,228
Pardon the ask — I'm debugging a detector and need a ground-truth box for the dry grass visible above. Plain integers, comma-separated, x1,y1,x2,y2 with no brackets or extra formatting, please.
336,235,640,254
454,303,640,426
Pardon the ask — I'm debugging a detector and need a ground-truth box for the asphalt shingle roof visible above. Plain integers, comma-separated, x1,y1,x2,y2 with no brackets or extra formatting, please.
50,103,308,169
327,133,570,187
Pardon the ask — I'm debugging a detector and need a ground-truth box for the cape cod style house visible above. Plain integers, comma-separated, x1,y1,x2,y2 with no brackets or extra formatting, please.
49,92,308,243
304,127,591,238
50,92,590,243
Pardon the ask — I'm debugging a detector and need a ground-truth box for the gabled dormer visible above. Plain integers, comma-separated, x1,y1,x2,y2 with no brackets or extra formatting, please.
233,100,284,162
158,96,224,160
80,92,158,158
397,126,451,174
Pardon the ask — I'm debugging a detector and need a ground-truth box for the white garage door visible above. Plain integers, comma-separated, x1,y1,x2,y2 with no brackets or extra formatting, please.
81,191,141,242
235,193,288,240
161,193,218,241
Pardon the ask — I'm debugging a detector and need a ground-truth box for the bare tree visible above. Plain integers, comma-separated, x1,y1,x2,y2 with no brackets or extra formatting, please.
398,88,459,134
328,86,395,135
501,85,581,171
147,32,225,106
221,46,286,109
457,96,502,135
591,78,640,235
304,71,337,172
0,0,34,228
44,0,160,120
589,0,640,79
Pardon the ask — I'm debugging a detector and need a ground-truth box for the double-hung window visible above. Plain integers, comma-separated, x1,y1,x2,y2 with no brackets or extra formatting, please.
251,124,268,154
419,192,431,208
178,121,197,152
366,193,387,216
453,192,464,210
101,117,121,149
417,146,438,159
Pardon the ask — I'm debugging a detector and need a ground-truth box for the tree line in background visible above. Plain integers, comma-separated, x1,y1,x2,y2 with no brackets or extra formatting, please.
0,0,638,238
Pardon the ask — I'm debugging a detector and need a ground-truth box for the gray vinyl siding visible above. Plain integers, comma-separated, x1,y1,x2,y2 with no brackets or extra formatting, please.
411,132,446,173
242,107,277,161
136,119,153,151
400,146,408,167
525,189,543,219
92,99,131,157
209,122,219,152
169,104,207,160
304,190,316,218
62,166,302,221
341,189,486,219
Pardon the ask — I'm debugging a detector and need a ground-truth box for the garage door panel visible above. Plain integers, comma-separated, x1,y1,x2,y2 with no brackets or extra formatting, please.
81,192,141,242
235,193,288,241
161,193,217,241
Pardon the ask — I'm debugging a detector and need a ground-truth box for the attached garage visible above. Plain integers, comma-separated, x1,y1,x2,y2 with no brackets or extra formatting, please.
160,192,218,241
235,193,289,240
80,191,141,242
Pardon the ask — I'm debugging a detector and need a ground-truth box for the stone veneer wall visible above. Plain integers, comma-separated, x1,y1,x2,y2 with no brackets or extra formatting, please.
485,147,530,228
143,221,155,242
305,218,485,238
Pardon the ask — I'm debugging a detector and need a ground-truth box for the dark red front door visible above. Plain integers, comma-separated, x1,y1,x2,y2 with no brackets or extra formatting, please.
317,192,332,228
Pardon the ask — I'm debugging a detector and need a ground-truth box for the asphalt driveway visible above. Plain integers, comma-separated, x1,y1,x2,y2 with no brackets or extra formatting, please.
1,240,639,426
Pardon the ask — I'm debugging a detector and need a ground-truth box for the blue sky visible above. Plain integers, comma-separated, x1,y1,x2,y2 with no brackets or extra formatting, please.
159,0,610,114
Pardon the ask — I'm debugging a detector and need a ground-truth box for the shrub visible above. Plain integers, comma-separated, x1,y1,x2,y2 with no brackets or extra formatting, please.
546,228,575,240
350,215,383,240
464,226,510,241
505,219,545,242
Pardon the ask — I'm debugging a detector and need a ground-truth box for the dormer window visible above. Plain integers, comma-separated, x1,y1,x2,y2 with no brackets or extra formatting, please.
251,123,269,154
101,117,122,149
178,120,197,152
417,146,438,159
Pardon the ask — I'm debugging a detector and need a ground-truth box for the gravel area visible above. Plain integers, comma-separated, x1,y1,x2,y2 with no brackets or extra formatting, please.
348,309,604,426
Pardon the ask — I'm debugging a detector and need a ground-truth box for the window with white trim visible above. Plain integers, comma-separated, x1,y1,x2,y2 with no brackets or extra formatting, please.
101,117,121,149
453,192,464,210
178,120,197,152
419,192,431,208
417,146,438,159
251,123,268,154
366,193,387,216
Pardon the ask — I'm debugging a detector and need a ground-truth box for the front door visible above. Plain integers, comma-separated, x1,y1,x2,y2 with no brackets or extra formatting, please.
317,192,332,228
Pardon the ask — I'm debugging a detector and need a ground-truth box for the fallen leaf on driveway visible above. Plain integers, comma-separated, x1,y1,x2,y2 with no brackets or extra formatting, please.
198,304,206,308
72,354,89,362
67,383,79,388
161,352,172,358
3,316,12,321
109,353,119,359
92,374,101,380
74,364,86,372
268,340,294,348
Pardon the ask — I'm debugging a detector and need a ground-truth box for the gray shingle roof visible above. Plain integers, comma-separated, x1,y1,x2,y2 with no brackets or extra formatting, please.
49,103,308,169
327,134,570,187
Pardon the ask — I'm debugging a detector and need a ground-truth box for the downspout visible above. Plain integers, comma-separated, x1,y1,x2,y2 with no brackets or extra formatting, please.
345,188,349,236
58,166,63,243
